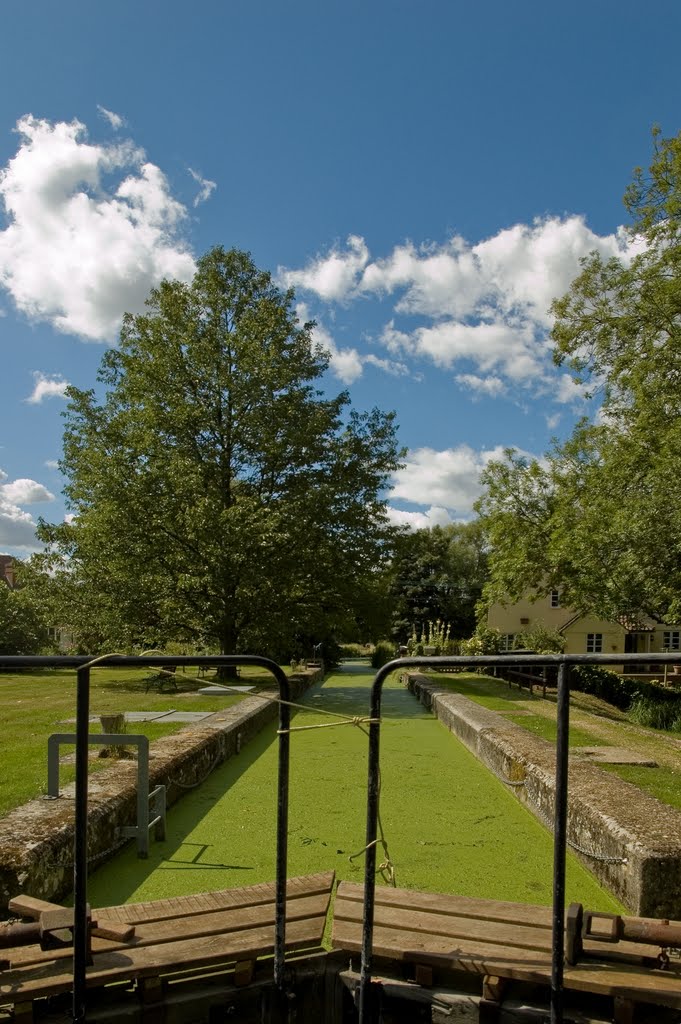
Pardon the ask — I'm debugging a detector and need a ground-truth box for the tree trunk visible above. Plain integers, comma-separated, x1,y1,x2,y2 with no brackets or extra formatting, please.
218,620,240,680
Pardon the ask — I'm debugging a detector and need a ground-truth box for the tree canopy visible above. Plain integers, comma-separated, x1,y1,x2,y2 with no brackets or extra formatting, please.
0,581,49,655
388,522,487,641
477,128,681,624
31,247,403,657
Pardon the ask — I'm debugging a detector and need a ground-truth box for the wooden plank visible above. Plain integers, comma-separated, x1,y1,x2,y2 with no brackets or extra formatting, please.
336,882,553,930
8,894,134,943
334,883,656,964
0,916,326,1003
333,918,552,970
8,891,331,968
96,871,335,926
334,897,552,953
333,919,681,1010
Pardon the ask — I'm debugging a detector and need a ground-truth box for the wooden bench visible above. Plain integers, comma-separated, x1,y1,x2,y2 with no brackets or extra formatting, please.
332,882,681,1017
0,872,334,1017
144,665,178,693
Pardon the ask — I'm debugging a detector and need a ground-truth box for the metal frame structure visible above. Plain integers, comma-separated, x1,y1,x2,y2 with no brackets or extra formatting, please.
1,650,679,1023
47,732,166,857
0,654,289,1024
357,651,681,1024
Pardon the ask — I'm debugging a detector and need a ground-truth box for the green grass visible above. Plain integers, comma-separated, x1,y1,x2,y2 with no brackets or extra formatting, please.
88,666,622,914
0,665,260,817
600,764,681,812
503,713,605,749
429,672,606,749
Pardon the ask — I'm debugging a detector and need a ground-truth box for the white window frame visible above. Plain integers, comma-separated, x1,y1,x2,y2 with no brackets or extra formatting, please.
586,633,603,653
501,633,515,651
663,630,680,651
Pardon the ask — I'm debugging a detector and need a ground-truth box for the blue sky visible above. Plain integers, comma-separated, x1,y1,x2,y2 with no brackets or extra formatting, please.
1,1,681,555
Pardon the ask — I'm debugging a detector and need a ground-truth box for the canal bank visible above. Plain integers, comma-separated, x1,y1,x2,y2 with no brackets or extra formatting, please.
87,660,621,912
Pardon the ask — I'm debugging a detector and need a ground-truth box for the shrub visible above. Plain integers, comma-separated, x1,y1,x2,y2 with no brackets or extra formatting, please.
628,697,681,731
571,664,681,728
518,623,565,653
460,625,505,656
339,643,370,658
371,640,396,669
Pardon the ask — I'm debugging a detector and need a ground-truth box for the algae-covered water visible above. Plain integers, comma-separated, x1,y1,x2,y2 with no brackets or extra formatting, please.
87,662,621,912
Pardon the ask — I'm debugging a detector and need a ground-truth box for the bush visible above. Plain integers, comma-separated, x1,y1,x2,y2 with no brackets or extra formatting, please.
371,640,396,669
518,623,565,653
627,697,681,731
339,643,370,658
571,664,681,727
460,625,505,656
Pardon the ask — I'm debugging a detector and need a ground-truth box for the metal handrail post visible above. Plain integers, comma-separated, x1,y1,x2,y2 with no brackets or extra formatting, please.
72,664,90,1024
551,661,570,1024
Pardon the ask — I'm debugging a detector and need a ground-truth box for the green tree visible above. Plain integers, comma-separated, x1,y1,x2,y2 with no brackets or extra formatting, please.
33,248,403,660
0,582,49,655
389,522,487,641
478,128,681,624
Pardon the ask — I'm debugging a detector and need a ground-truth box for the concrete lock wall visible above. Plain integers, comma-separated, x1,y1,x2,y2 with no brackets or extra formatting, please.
407,673,681,919
0,670,322,911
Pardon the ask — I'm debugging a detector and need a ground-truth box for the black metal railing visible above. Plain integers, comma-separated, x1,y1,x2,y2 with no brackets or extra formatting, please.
0,654,289,1024
357,651,681,1024
1,650,680,1023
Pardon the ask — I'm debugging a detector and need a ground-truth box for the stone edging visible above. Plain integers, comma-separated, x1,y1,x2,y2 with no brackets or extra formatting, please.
0,670,321,911
406,673,681,918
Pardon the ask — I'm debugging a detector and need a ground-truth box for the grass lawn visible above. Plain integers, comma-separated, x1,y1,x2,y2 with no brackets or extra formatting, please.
428,671,681,813
601,764,681,812
428,672,606,748
0,665,279,817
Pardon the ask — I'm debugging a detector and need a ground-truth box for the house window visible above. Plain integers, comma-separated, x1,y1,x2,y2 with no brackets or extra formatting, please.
550,589,561,608
586,633,603,653
663,631,681,651
501,634,515,651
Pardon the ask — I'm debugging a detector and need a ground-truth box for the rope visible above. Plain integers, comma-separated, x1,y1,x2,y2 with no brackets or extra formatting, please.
278,716,380,734
74,653,396,880
348,766,397,887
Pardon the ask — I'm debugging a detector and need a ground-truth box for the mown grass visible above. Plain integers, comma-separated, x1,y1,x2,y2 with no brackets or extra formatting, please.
429,672,605,748
0,665,275,817
600,763,681,812
428,671,681,813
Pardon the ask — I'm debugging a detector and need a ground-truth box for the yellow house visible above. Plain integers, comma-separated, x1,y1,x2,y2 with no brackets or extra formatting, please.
487,589,681,657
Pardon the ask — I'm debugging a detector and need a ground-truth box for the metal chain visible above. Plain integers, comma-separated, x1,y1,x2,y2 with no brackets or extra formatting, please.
167,752,223,790
527,795,628,864
87,834,130,866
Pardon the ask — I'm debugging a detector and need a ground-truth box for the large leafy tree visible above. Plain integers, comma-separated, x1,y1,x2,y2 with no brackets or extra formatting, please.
32,248,403,658
389,522,487,641
0,580,50,655
477,129,681,624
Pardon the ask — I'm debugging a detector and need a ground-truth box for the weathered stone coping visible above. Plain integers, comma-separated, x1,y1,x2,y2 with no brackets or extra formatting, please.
406,673,681,918
0,670,322,911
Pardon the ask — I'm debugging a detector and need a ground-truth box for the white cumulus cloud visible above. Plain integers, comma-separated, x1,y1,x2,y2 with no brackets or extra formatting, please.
389,444,536,520
387,505,454,530
97,106,125,130
279,219,640,401
280,235,369,302
0,115,195,341
26,371,70,403
0,468,55,550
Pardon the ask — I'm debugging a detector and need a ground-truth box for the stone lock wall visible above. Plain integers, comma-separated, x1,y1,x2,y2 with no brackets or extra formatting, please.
407,673,681,918
0,670,321,911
